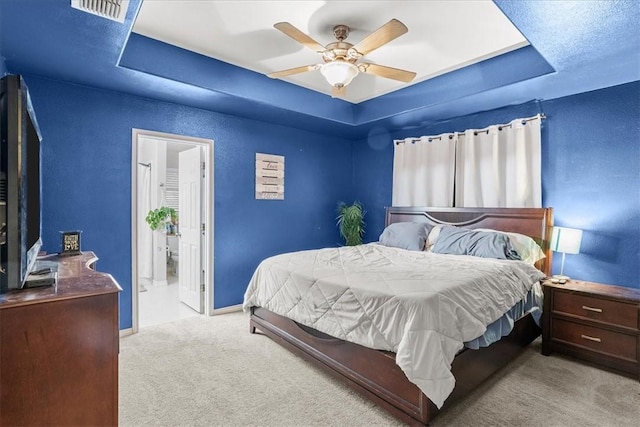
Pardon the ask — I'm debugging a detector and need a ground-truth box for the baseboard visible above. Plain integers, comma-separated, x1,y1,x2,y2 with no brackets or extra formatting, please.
211,304,243,315
120,327,133,337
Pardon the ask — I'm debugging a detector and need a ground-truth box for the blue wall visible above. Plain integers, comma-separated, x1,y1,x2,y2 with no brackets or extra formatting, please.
25,76,354,329
0,0,4,76
542,82,639,289
19,72,640,333
0,30,6,76
353,82,640,290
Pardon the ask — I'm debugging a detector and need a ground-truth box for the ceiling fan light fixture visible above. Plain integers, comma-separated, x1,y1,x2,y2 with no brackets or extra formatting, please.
271,19,414,96
320,61,359,88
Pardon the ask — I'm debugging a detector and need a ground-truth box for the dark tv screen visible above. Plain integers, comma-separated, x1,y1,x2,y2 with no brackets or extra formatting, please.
0,75,42,292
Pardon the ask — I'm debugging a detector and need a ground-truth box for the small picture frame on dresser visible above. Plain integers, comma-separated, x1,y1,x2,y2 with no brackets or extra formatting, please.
60,230,82,256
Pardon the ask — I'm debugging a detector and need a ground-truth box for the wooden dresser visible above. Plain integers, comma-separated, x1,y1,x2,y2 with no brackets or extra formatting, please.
542,280,640,380
0,252,122,426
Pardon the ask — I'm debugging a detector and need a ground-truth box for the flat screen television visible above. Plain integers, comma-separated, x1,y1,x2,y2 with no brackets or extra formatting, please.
0,75,43,292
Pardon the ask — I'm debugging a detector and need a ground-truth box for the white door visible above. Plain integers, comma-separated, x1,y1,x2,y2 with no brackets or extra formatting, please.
178,146,203,313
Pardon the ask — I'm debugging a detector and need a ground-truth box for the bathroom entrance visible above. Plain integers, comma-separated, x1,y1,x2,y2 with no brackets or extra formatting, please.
131,129,214,332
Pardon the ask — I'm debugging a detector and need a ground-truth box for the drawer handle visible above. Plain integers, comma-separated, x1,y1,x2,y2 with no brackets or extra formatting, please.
582,305,603,313
581,334,602,343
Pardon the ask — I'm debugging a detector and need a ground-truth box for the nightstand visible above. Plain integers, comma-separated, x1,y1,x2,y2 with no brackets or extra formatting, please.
542,280,640,381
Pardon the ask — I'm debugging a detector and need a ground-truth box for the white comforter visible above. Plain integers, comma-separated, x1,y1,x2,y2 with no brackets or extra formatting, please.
242,243,545,408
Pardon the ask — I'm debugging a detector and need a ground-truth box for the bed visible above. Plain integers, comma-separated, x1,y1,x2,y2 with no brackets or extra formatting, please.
245,206,553,425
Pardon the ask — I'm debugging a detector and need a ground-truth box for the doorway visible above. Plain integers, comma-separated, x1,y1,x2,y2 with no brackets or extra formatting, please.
131,129,214,332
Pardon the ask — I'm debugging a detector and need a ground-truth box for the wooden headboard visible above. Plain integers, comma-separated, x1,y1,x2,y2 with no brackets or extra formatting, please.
386,207,554,276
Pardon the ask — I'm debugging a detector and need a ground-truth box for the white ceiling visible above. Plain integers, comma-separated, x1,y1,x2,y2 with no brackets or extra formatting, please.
132,1,528,104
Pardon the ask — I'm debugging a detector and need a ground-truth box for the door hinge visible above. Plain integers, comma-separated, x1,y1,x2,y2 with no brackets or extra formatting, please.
201,223,205,232
202,161,205,178
201,283,205,292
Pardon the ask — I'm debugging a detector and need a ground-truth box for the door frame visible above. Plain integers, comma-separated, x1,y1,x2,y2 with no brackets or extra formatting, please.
131,129,214,334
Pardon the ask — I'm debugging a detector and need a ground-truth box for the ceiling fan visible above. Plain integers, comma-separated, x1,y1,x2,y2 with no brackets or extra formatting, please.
267,19,416,98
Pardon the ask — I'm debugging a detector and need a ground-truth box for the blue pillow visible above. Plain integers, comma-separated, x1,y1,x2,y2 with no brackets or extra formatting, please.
431,226,521,260
379,222,433,251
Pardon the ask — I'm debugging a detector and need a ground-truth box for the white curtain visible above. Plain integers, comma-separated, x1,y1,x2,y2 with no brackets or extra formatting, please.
392,115,542,208
392,134,457,207
138,165,153,279
455,116,542,207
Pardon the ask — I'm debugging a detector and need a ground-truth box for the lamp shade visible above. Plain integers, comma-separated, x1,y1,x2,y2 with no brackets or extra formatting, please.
320,61,358,87
550,227,583,254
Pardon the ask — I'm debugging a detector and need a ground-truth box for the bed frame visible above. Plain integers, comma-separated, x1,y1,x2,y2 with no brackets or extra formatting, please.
250,207,553,425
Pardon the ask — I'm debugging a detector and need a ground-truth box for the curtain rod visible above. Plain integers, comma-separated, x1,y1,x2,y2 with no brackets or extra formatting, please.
394,113,546,144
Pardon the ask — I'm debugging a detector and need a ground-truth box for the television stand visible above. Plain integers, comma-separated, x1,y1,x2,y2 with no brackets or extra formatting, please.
0,251,122,426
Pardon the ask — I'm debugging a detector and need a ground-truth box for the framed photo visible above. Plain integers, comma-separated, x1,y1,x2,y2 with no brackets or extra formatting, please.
60,230,82,256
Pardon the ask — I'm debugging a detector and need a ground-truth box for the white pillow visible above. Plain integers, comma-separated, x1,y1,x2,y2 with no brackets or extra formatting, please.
424,226,442,252
476,228,545,264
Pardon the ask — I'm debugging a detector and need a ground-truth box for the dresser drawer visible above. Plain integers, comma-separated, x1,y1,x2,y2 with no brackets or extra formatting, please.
551,318,638,362
553,291,638,330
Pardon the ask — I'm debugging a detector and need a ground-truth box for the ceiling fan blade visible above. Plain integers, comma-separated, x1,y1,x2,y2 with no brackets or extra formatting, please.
331,86,346,98
268,65,317,79
274,22,326,53
352,19,408,56
359,63,416,83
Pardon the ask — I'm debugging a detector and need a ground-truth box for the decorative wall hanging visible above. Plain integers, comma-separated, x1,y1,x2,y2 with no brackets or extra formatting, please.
255,153,284,200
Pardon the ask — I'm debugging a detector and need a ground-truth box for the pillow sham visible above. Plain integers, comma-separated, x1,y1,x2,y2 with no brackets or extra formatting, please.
431,226,521,260
476,228,545,265
379,222,433,251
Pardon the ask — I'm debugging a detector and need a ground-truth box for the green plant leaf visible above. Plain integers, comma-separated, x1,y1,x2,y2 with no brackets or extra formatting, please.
336,201,366,246
146,207,177,231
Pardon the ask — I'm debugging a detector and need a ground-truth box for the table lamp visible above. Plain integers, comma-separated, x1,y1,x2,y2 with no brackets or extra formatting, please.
550,226,583,280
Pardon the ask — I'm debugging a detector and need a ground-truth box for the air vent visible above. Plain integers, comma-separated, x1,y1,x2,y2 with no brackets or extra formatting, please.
71,0,129,23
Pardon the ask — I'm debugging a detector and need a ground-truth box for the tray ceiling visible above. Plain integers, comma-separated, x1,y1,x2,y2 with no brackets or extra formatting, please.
132,1,528,103
1,0,638,137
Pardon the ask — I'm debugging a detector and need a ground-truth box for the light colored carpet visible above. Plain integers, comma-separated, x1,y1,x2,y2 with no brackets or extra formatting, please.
119,312,640,427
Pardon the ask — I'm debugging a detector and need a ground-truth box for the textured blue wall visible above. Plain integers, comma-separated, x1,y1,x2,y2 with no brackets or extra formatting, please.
18,71,640,333
542,82,639,289
0,26,6,76
0,0,4,77
25,76,354,329
353,82,640,289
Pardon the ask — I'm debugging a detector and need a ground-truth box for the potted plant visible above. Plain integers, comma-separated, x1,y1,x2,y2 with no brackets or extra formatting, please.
336,201,366,246
145,207,177,232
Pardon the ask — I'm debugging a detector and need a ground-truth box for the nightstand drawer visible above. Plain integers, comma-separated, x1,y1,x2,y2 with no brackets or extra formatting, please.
553,291,638,330
552,318,637,362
